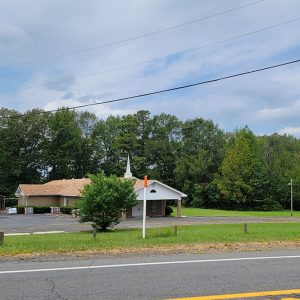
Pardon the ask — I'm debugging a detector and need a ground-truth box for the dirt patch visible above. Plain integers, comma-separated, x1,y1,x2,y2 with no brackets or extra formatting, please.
1,240,300,262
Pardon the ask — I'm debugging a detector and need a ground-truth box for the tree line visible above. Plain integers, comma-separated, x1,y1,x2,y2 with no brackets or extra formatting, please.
1,107,299,210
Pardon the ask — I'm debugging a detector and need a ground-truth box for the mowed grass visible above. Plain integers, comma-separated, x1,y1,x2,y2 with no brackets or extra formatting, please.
1,223,300,256
172,207,300,217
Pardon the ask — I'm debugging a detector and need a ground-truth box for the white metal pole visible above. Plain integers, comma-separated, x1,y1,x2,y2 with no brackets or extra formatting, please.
290,179,293,217
142,175,147,239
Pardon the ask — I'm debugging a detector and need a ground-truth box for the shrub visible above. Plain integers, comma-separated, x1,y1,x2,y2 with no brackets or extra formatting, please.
255,198,283,211
60,206,77,214
79,172,137,231
33,206,51,214
16,206,25,214
15,206,50,214
165,206,173,216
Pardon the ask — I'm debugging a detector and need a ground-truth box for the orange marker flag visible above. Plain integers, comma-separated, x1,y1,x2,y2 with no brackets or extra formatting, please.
144,175,148,188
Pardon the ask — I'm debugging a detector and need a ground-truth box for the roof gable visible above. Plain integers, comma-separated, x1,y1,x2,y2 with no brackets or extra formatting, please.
134,179,187,197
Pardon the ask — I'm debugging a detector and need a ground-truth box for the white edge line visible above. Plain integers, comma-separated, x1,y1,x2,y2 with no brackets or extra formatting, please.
1,255,300,275
4,231,66,236
4,233,31,236
32,231,66,234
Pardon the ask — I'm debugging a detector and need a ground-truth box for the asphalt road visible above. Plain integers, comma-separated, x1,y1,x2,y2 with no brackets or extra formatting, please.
1,214,300,234
1,250,300,299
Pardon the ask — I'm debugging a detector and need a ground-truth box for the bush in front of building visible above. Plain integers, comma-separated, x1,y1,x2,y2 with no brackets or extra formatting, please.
15,206,51,214
60,206,78,214
33,206,51,214
165,206,173,216
16,206,25,214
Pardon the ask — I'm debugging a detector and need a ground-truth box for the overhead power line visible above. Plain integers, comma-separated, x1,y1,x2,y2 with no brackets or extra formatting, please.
0,0,265,70
2,16,300,96
3,57,300,119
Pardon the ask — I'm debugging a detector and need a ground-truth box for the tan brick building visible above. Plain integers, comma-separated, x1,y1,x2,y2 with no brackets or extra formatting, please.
15,157,186,218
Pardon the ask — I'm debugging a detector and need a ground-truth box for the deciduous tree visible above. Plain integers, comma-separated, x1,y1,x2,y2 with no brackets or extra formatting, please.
79,172,137,231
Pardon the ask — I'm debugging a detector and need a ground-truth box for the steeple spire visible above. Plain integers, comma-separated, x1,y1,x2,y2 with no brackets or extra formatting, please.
124,154,132,178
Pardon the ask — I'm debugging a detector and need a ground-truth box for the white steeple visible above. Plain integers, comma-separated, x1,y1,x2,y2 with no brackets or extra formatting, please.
124,154,132,178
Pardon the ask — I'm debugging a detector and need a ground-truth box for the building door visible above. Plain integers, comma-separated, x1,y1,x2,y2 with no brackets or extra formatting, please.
132,201,143,217
147,200,164,217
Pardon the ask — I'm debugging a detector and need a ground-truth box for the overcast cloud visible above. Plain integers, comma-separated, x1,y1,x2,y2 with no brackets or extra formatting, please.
0,0,300,136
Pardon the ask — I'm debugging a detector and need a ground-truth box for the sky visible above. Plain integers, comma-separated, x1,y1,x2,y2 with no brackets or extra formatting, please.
0,0,300,136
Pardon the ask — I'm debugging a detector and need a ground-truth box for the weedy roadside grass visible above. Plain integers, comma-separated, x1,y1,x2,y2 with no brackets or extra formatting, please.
172,207,300,217
1,223,300,256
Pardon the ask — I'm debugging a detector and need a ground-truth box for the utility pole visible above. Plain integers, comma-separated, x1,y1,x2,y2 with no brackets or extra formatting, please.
288,179,293,216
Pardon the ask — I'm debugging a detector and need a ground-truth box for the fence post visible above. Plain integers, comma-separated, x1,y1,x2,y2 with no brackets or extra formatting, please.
172,225,178,236
243,223,248,234
93,228,97,240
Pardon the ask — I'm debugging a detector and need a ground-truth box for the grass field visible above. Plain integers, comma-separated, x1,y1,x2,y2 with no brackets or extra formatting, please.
172,207,300,217
1,223,300,256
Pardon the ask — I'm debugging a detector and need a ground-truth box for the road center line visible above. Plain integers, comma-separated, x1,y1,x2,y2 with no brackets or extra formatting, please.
1,254,300,275
168,289,300,299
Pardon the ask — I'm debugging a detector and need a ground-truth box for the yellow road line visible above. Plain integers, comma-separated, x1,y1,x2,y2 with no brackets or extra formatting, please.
168,289,300,300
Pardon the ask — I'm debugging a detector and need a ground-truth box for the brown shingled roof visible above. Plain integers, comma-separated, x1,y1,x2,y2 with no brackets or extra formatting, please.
18,184,48,196
18,178,92,197
18,178,146,197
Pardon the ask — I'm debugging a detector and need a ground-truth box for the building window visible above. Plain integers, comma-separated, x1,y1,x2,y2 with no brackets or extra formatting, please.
150,189,156,193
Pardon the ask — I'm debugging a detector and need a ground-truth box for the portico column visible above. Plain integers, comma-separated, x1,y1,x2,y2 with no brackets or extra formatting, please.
177,198,181,218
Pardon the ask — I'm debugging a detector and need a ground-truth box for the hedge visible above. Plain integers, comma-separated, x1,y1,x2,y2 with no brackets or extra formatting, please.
15,206,51,214
16,206,25,214
60,206,77,214
33,206,51,214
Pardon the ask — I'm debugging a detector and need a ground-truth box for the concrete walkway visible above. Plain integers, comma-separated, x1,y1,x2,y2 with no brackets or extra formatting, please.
1,213,300,234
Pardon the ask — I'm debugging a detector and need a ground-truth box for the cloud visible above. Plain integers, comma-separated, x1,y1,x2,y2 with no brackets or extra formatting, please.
257,100,300,121
1,0,300,136
43,96,135,119
0,23,28,45
278,127,300,138
44,74,76,91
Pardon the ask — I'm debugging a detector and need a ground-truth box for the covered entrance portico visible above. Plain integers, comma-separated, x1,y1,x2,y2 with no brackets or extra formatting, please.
127,180,186,219
131,200,167,217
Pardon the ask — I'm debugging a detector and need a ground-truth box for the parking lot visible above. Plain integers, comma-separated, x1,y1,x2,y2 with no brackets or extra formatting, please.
1,213,300,234
0,213,85,233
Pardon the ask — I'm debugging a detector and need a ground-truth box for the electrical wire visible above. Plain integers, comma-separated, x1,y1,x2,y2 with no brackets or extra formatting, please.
2,16,299,96
0,0,265,69
2,57,300,119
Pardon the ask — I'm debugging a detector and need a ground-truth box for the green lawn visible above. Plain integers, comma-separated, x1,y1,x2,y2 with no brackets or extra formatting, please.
1,223,300,256
172,207,300,217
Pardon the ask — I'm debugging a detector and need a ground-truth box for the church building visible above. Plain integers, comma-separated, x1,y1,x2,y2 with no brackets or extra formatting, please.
15,157,186,218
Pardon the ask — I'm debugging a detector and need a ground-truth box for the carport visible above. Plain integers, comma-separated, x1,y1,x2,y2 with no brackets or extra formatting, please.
0,196,17,213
